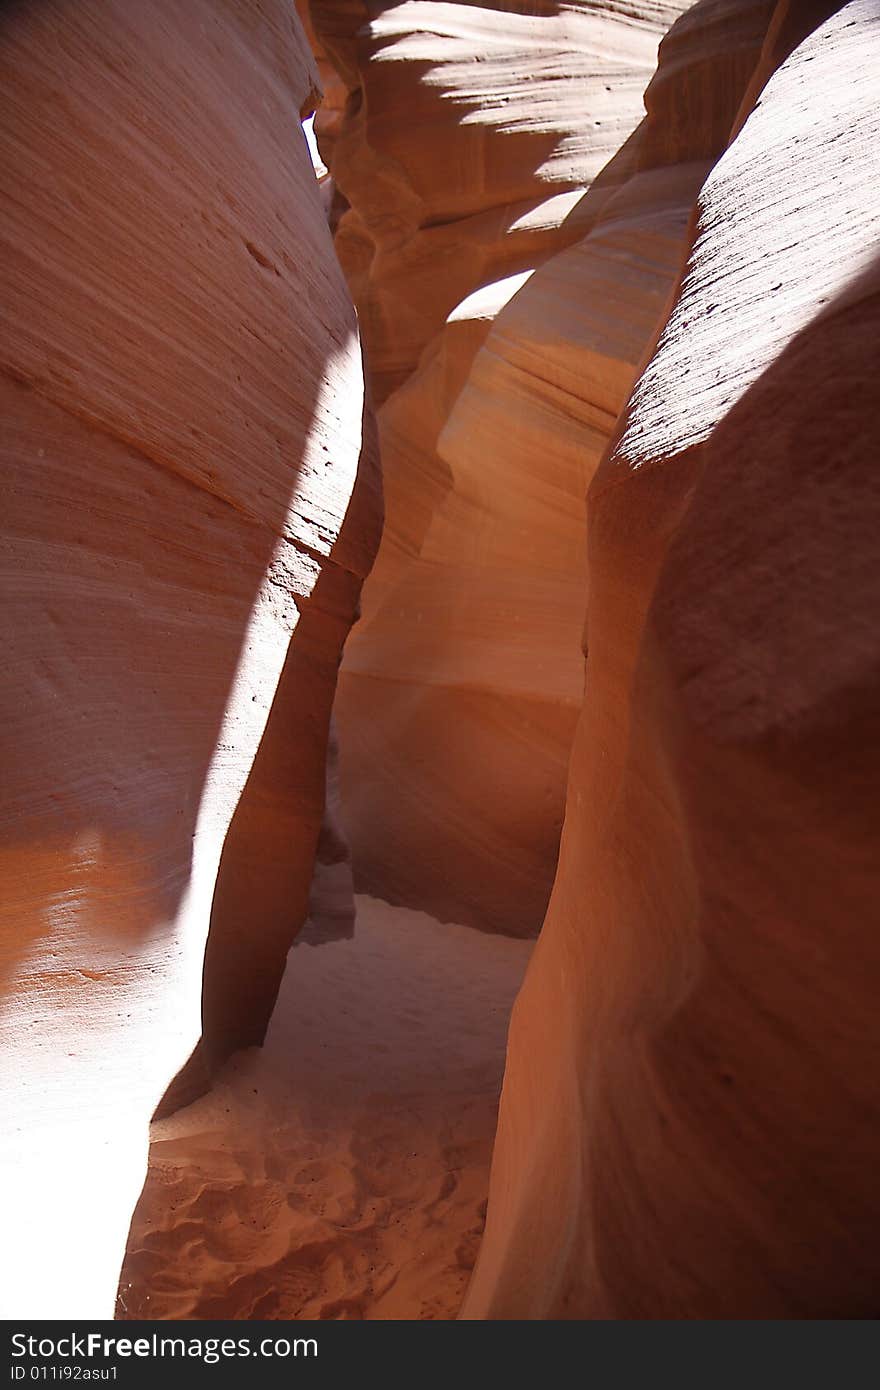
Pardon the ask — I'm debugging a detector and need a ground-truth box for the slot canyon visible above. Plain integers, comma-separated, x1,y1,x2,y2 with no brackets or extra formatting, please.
1,0,878,1321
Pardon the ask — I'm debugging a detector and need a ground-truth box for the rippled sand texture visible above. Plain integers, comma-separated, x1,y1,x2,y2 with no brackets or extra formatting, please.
119,898,531,1319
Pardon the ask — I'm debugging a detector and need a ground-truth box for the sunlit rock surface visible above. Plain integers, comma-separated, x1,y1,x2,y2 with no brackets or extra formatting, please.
0,0,379,1318
313,0,688,402
331,1,780,934
464,0,880,1317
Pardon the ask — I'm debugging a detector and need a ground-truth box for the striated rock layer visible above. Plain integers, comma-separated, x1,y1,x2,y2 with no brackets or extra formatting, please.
313,0,687,401
464,0,880,1317
0,0,379,1318
331,0,781,933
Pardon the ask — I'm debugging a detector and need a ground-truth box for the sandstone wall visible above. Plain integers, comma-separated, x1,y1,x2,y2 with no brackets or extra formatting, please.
464,0,880,1316
330,1,780,933
0,0,379,1317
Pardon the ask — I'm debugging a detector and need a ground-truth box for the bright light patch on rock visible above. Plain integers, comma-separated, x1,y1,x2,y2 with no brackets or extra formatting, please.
303,115,328,179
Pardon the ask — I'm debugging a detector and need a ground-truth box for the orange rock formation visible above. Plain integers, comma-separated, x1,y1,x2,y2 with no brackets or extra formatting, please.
329,0,707,932
0,0,379,1318
3,0,878,1324
329,1,792,935
464,0,880,1316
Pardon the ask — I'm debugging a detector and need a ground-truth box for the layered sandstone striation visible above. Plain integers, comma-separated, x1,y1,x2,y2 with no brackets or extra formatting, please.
0,0,379,1318
313,0,686,401
5,0,877,1326
464,0,880,1316
330,0,780,933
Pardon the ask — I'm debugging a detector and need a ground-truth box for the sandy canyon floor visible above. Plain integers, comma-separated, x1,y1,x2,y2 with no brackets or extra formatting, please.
118,897,531,1319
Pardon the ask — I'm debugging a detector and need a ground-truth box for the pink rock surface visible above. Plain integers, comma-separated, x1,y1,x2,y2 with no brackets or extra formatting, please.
313,0,687,400
0,0,379,1317
465,0,880,1317
334,0,775,934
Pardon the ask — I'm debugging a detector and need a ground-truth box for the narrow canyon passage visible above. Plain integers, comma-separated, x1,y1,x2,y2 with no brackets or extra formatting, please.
2,0,878,1326
118,899,531,1319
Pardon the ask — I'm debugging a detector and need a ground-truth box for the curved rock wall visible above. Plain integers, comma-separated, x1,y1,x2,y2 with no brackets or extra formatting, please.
6,0,876,1324
312,0,688,400
331,0,779,934
464,0,880,1316
0,0,379,1318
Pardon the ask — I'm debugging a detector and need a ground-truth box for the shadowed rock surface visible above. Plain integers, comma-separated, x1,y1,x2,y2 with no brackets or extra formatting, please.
3,0,877,1324
464,0,880,1317
326,0,701,933
0,0,379,1318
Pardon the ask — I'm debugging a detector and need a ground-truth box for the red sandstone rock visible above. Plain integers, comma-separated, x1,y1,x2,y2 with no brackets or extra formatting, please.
464,0,880,1316
0,0,379,1318
312,0,688,400
333,0,776,934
